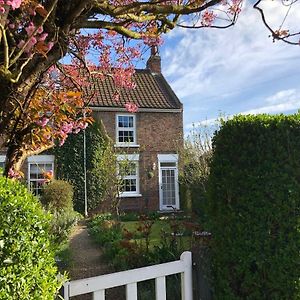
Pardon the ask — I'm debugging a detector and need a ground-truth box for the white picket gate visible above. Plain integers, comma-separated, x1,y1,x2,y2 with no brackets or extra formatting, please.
63,251,193,300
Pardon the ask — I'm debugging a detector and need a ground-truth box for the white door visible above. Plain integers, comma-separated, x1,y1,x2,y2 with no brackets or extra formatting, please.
159,163,179,210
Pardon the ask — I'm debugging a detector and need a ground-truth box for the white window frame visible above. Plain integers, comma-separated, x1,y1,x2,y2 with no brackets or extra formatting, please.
0,155,5,170
115,114,139,147
117,154,141,197
158,154,180,211
27,155,54,195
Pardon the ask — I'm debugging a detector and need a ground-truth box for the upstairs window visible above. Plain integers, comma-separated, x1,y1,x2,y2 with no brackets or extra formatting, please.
116,114,136,146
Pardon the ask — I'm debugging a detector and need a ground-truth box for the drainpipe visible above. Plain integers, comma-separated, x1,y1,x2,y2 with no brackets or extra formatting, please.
83,112,88,217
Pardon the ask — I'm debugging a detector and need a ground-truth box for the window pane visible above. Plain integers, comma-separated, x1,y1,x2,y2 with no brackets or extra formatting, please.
118,116,134,128
160,162,176,167
29,162,53,196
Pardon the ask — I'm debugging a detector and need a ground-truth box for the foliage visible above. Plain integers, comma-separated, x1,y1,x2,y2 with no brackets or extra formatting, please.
49,209,81,245
88,213,199,270
41,179,74,211
54,121,118,213
0,1,297,175
179,123,215,217
0,175,64,299
206,114,300,299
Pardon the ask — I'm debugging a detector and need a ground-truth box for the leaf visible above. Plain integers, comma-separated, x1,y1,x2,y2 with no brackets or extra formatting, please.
35,5,48,18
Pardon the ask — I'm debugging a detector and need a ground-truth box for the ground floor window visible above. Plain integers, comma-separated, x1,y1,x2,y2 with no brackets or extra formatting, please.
0,156,5,170
28,155,54,195
117,154,140,197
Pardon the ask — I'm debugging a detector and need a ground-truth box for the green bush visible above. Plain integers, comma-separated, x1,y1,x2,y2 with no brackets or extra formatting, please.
54,121,118,213
50,209,81,245
0,176,64,299
41,179,74,211
207,114,300,299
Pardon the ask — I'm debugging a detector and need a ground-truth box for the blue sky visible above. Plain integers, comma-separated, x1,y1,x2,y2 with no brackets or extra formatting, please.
141,1,300,132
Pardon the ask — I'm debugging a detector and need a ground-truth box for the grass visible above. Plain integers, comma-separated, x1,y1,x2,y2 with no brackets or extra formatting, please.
122,219,191,249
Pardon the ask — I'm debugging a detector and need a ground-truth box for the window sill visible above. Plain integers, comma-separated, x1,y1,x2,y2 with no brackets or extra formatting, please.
119,193,142,198
114,144,140,148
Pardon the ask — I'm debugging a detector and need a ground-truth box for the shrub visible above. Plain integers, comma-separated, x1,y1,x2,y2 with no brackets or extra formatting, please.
50,209,81,245
0,176,64,299
207,114,300,299
54,121,119,213
41,179,74,211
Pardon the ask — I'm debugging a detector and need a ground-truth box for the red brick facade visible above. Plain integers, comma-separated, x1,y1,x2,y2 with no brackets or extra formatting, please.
93,109,183,211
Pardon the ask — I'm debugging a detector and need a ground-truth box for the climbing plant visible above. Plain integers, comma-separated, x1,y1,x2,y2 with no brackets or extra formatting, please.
54,121,118,213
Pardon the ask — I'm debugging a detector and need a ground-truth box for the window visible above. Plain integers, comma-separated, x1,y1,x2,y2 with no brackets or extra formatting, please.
28,155,54,196
117,154,140,197
116,114,136,146
0,156,5,170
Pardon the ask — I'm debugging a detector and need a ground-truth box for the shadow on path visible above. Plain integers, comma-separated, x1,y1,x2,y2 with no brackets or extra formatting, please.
67,221,125,300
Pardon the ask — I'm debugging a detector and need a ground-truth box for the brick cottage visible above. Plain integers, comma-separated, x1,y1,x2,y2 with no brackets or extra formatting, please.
0,48,184,212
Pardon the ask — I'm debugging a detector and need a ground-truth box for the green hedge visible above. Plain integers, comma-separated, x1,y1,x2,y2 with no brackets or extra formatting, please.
54,121,115,213
0,176,63,299
207,114,300,299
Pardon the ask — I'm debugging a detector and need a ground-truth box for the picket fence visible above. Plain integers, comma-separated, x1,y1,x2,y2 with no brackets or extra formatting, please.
63,251,193,300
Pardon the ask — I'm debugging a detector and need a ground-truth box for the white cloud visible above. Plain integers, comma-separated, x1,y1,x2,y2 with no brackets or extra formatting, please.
241,88,300,114
162,1,300,127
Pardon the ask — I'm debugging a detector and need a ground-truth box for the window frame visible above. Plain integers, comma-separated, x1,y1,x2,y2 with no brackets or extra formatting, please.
0,155,5,170
27,155,54,196
115,114,138,147
117,154,141,198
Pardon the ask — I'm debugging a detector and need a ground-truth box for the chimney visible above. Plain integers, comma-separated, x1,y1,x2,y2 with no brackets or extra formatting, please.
146,46,161,73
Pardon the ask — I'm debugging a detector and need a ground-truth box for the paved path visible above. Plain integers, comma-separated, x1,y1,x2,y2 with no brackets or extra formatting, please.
68,221,125,300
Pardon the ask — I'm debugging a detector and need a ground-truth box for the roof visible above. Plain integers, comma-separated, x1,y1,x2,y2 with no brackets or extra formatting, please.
85,69,182,110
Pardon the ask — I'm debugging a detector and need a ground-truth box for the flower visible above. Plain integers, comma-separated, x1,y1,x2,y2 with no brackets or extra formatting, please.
125,102,138,113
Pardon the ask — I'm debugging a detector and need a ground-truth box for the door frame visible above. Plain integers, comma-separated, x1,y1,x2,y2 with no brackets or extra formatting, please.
157,154,180,211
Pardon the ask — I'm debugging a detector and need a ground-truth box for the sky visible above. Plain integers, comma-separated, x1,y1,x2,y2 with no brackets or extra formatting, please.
142,1,300,132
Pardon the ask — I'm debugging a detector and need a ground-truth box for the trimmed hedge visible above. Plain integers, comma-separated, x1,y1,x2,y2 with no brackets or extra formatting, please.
0,176,63,299
207,114,300,299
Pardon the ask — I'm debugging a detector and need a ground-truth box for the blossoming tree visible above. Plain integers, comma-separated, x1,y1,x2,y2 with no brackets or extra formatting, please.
0,0,298,176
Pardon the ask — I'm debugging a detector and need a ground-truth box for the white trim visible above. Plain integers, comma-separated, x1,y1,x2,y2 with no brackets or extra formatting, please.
115,114,137,146
27,155,55,195
158,153,180,211
91,107,182,113
114,144,140,148
117,154,140,198
28,155,55,163
0,155,5,163
157,154,178,163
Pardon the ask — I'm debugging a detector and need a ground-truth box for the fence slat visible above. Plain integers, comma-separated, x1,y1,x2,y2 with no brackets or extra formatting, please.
155,276,166,300
93,290,105,300
126,282,137,300
181,252,193,300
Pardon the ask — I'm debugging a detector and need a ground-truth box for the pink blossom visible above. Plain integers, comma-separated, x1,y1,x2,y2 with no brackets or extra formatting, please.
37,26,43,34
38,32,48,41
47,41,54,51
17,39,25,48
0,6,5,13
6,0,22,10
201,10,217,27
25,22,35,36
125,103,138,113
36,117,49,127
8,168,22,179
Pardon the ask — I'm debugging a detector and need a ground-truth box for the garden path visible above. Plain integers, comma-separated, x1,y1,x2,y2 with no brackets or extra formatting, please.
68,220,125,300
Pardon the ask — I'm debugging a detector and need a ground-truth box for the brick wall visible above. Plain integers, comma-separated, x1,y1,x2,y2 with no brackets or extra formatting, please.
93,110,183,211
